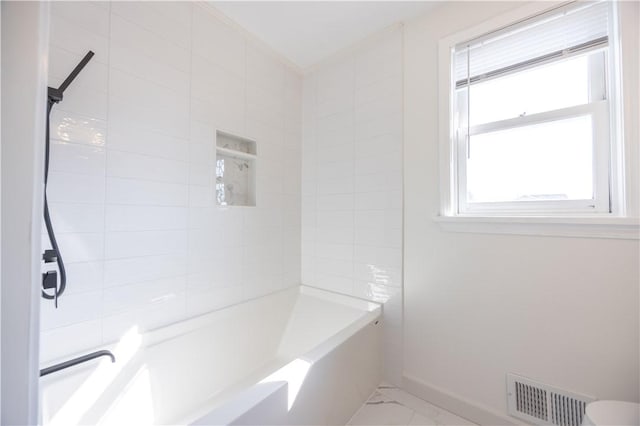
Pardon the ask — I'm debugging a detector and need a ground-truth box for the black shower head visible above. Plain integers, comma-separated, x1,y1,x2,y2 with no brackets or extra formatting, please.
48,50,94,104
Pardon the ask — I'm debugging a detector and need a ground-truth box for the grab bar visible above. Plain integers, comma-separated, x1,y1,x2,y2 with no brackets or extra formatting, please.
40,350,115,377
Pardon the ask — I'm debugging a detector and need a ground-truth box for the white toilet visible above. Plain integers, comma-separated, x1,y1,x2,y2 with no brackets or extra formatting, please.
582,401,640,426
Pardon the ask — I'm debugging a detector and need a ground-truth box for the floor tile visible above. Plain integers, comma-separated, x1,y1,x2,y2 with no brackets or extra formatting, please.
408,412,438,425
348,384,479,426
377,386,441,419
348,391,415,425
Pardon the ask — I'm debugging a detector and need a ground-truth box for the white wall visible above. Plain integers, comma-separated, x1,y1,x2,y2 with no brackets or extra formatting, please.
403,1,640,423
41,1,302,363
1,2,49,423
301,27,404,383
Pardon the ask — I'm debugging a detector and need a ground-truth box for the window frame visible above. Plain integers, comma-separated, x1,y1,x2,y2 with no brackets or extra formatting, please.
436,1,639,238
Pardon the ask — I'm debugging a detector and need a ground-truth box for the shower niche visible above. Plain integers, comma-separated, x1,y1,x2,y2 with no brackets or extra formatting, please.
215,131,257,207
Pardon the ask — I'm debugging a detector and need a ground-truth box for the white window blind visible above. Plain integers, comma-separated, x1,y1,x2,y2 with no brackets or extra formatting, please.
454,1,610,88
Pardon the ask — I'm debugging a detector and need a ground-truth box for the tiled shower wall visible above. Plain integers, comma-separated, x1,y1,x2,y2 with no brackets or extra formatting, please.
301,28,403,382
41,1,302,362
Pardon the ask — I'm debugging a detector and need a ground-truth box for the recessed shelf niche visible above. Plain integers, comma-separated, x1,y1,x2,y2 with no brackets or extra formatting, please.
215,131,257,207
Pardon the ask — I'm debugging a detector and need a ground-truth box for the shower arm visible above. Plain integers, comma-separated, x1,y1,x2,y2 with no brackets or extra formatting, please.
42,50,94,308
48,50,95,105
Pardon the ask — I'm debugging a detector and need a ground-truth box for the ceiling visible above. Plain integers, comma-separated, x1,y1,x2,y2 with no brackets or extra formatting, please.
211,1,439,70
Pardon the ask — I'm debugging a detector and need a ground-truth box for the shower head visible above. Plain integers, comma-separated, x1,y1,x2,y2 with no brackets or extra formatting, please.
48,50,94,104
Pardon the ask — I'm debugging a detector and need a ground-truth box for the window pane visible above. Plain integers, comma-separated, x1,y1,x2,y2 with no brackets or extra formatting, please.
467,54,593,126
466,115,594,204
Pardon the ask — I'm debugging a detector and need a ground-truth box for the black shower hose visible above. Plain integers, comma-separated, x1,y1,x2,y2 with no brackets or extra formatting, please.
42,100,66,301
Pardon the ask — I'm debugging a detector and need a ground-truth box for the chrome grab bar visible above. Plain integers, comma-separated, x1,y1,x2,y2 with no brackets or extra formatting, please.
40,350,115,377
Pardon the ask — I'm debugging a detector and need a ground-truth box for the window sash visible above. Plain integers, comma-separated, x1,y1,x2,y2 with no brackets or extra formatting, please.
456,100,610,215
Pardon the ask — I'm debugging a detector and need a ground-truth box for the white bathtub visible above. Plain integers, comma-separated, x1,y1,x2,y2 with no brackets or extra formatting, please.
40,286,382,425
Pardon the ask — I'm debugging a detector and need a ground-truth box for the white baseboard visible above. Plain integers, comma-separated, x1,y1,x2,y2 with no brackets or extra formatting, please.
402,374,523,426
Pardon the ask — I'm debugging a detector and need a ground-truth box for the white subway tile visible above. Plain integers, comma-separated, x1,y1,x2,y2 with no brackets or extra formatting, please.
50,15,109,65
191,54,245,104
355,113,402,140
315,243,353,262
301,255,316,285
188,185,214,208
318,160,354,180
354,245,402,268
352,281,401,304
355,171,402,193
354,225,402,249
49,110,107,147
246,44,285,96
50,141,105,176
317,95,354,118
109,95,189,140
47,172,105,204
51,1,110,38
315,226,354,245
107,150,188,184
48,203,105,234
187,228,216,254
315,257,354,279
355,98,401,124
354,263,402,288
354,209,402,230
40,290,102,331
316,58,355,103
105,205,188,232
102,276,186,315
104,254,187,288
109,68,190,116
192,12,245,76
111,2,191,50
317,210,354,229
189,163,214,186
105,230,188,259
56,233,105,263
315,273,353,294
110,14,190,74
40,319,103,363
317,176,354,195
108,123,188,161
316,125,354,148
102,293,186,344
110,42,190,95
355,76,402,107
317,142,354,164
247,85,285,128
106,177,188,206
186,285,243,317
191,97,245,135
355,190,402,211
63,261,104,294
355,152,402,175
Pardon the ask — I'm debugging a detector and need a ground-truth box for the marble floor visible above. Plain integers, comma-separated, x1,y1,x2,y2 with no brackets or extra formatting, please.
348,383,478,426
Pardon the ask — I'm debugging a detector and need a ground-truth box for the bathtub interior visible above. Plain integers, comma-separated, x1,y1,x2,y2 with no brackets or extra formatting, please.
40,286,380,425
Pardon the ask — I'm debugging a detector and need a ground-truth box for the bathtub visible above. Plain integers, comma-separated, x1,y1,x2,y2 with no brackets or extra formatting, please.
40,286,382,425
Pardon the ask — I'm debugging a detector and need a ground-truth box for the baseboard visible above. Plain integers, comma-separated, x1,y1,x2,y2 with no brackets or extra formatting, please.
402,374,523,426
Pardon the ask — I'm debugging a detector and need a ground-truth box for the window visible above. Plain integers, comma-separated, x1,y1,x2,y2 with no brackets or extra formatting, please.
449,1,619,216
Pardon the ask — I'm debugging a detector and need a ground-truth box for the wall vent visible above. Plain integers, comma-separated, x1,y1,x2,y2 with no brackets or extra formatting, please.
507,373,595,426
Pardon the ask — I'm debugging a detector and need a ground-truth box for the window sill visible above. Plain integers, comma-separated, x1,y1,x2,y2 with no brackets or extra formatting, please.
434,215,640,239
